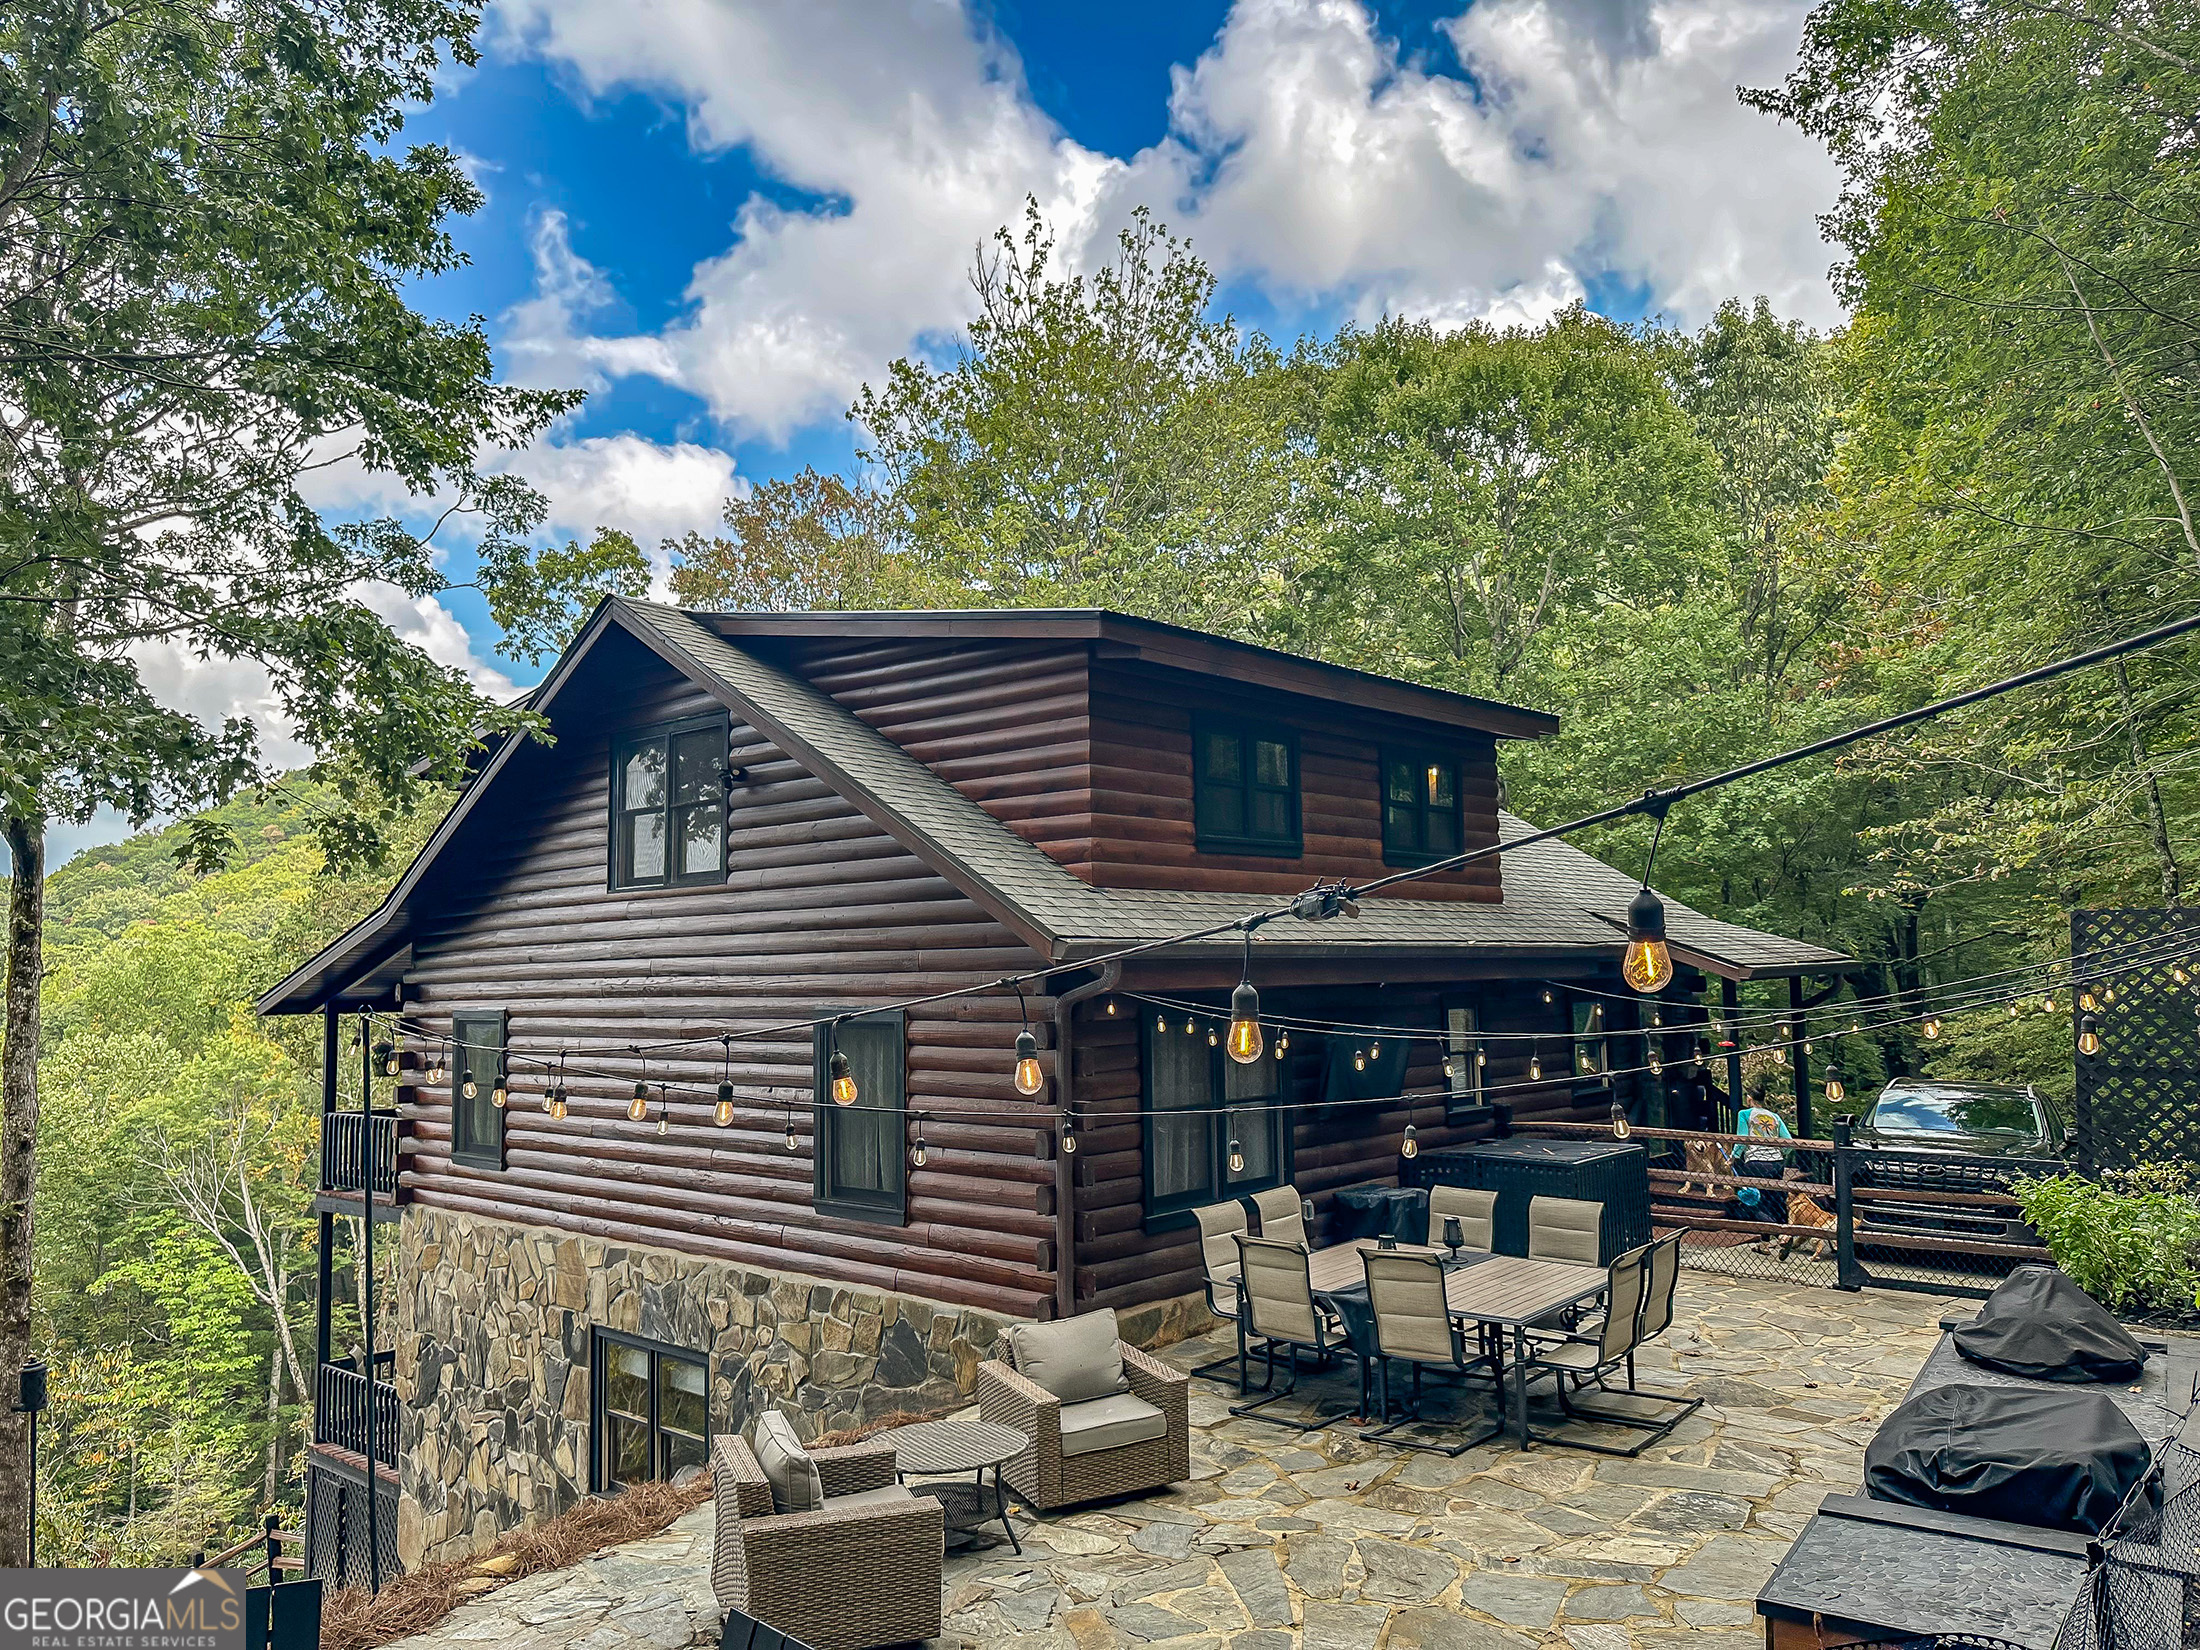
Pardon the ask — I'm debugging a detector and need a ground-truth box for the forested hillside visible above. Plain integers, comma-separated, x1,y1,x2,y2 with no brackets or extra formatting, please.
25,790,433,1564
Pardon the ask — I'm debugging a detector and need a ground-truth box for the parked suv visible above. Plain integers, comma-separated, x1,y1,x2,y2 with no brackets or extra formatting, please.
1848,1078,2072,1248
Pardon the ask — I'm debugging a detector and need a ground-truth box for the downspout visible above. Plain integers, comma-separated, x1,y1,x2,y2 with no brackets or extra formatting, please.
1051,962,1120,1321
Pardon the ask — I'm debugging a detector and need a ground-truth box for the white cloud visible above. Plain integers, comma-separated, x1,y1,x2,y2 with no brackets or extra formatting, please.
486,0,1842,441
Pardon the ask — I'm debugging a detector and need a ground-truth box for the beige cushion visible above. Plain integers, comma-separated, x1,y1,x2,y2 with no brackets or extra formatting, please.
752,1410,823,1514
1008,1309,1129,1404
823,1483,915,1512
1532,1338,1604,1371
1058,1392,1168,1458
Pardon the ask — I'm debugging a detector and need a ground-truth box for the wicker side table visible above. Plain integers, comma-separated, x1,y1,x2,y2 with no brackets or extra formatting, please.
878,1417,1028,1554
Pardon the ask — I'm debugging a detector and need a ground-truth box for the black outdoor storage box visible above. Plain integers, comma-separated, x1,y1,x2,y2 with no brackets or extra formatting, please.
1408,1138,1650,1264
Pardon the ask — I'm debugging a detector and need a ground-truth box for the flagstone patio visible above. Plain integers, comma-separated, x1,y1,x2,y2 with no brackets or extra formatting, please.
387,1273,1960,1650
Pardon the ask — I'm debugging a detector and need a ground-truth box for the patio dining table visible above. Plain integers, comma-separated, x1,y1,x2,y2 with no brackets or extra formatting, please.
1230,1237,1611,1450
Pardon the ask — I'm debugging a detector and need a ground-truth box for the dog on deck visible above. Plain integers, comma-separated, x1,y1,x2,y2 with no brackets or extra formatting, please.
1675,1137,1727,1198
1777,1182,1837,1262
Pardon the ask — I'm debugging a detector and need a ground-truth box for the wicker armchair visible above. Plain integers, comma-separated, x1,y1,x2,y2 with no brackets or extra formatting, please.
710,1434,943,1650
976,1339,1190,1511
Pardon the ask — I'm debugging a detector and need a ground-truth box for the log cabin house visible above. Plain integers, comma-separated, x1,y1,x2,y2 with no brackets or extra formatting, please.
258,598,1844,1576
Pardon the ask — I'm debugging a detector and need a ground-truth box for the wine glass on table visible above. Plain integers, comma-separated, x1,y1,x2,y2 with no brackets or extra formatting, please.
1442,1215,1464,1264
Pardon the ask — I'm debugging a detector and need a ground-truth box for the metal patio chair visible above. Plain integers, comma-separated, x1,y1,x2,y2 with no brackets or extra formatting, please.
1359,1247,1505,1456
1229,1233,1353,1432
1520,1241,1698,1455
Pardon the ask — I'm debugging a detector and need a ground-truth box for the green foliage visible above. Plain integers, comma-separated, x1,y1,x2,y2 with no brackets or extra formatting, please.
2012,1168,2200,1319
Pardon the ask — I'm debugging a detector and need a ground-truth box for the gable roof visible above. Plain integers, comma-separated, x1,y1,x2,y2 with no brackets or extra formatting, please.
256,600,1847,1014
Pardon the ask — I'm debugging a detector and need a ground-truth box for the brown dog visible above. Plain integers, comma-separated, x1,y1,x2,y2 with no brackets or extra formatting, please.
1778,1189,1837,1261
1675,1137,1726,1198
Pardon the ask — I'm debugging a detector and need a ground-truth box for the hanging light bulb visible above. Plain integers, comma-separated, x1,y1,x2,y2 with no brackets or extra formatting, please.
1529,1047,1543,1082
461,1071,479,1101
2042,995,2056,1014
2104,985,2118,1003
1475,1048,1487,1069
784,1112,800,1151
1622,886,1674,993
829,1048,858,1106
1400,1124,1419,1160
1650,1006,1664,1029
1353,1049,1367,1072
1207,1026,1219,1047
1156,1010,1168,1033
1823,1063,1847,1104
1443,1057,1455,1080
427,1044,448,1087
1184,1015,1195,1035
1370,1040,1382,1059
490,1068,508,1109
1541,986,1554,1006
1610,1099,1631,1141
1227,978,1263,1064
715,1081,736,1128
373,1041,399,1080
1803,1039,1814,1056
1648,1046,1664,1077
911,1117,928,1169
1105,998,1119,1016
550,1086,569,1121
2174,965,2190,987
1014,1028,1046,1096
1277,1029,1290,1054
628,1081,649,1123
1924,1016,1943,1040
1227,1136,1246,1174
2079,989,2100,1013
1060,1114,1078,1155
2009,1001,2021,1021
2078,1014,2102,1057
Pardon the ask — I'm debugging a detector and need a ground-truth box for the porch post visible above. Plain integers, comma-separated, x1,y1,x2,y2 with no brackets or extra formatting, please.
359,1012,380,1594
1790,975,1813,1139
317,1005,337,1370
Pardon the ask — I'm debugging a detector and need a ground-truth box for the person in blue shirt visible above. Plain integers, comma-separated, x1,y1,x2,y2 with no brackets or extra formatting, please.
1730,1089,1794,1249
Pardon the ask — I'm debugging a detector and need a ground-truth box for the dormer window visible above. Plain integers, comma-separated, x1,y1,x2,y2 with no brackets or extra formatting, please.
1193,720,1300,857
611,714,727,889
1382,749,1464,866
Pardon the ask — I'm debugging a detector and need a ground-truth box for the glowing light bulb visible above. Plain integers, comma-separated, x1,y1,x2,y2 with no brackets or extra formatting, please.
1622,888,1673,993
1226,980,1263,1064
1014,1029,1045,1096
1648,1049,1664,1076
1443,1058,1455,1080
1610,1100,1631,1141
829,1049,858,1106
490,1082,507,1109
1824,1065,1847,1104
1354,1050,1367,1072
1106,998,1119,1016
1924,1017,1943,1040
2078,1015,2101,1057
428,1050,448,1087
1400,1124,1419,1160
1277,1030,1290,1054
550,1087,568,1121
1370,1040,1381,1058
373,1042,399,1079
911,1132,928,1169
715,1081,735,1128
1542,987,1554,1006
2080,990,2100,1013
1529,1052,1543,1081
1060,1118,1078,1155
461,1075,478,1101
1157,1011,1167,1032
784,1120,799,1151
628,1084,649,1123
1227,1137,1246,1174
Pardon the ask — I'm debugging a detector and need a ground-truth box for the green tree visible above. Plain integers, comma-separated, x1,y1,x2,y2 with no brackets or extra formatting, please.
0,0,639,1556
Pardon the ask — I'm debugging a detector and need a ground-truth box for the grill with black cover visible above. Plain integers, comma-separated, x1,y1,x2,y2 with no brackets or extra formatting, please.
1864,1384,2151,1534
1953,1265,2147,1383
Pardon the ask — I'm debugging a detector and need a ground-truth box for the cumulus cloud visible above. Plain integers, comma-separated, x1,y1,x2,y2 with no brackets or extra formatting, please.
483,0,1841,439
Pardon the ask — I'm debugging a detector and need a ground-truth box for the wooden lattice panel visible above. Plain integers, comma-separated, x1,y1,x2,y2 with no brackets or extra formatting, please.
2071,907,2200,1173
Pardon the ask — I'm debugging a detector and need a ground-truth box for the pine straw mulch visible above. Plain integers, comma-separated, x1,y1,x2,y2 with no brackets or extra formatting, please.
316,1407,956,1650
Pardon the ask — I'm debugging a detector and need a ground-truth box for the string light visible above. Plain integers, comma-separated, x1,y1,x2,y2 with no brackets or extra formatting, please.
1276,1030,1290,1056
783,1106,799,1151
1823,1063,1846,1104
1106,998,1119,1016
1184,1016,1195,1036
1622,886,1673,993
373,1041,399,1080
2078,1014,2102,1057
461,1066,478,1101
1060,1113,1078,1155
1647,1044,1664,1077
911,1115,929,1169
715,1037,735,1128
489,1060,508,1109
1609,1099,1631,1141
1227,1137,1246,1174
657,1083,670,1136
1924,1016,1943,1040
427,1043,448,1087
1014,1029,1045,1096
550,1086,568,1122
1400,1123,1419,1159
627,1050,650,1123
829,1047,857,1107
2174,966,2190,987
2080,989,2101,1013
1354,1049,1367,1072
1207,1027,1219,1048
1157,1010,1168,1033
1371,1040,1382,1058
1541,987,1555,1006
545,1050,568,1119
1529,1045,1543,1082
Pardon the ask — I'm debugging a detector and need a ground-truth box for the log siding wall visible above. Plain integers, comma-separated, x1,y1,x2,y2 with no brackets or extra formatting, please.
392,631,1063,1320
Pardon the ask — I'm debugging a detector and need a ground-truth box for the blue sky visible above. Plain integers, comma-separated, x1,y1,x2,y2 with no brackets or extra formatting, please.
43,0,1844,868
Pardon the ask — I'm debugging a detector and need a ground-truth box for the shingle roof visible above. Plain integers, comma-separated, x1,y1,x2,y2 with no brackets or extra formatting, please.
625,602,1850,978
259,600,1847,1014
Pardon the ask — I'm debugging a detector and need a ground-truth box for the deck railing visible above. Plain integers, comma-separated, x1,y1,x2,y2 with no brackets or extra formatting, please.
315,1361,398,1467
321,1110,399,1197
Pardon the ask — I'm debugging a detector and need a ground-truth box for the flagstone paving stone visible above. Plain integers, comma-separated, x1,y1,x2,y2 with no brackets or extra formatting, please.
384,1273,1965,1650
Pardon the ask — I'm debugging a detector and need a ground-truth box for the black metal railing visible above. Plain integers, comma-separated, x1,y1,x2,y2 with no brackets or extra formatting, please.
315,1361,398,1467
321,1111,398,1196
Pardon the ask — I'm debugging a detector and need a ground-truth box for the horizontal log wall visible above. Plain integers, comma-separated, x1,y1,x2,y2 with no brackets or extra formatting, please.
394,627,1061,1320
1074,978,1622,1313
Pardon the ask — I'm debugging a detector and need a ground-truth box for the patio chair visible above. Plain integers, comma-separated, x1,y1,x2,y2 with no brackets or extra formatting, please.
1228,1234,1355,1432
710,1423,943,1650
1527,1195,1604,1264
1360,1247,1504,1456
976,1307,1190,1511
1188,1199,1250,1386
1250,1185,1308,1247
1427,1185,1496,1252
1520,1242,1698,1455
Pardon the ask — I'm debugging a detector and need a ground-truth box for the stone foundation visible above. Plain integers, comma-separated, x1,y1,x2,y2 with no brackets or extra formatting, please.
392,1208,1013,1569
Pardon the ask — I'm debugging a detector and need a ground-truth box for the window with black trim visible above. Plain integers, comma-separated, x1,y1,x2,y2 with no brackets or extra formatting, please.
1381,750,1464,866
1143,1014,1289,1221
592,1330,707,1491
813,1013,906,1223
450,1009,506,1169
1444,1002,1485,1121
1572,997,1610,1081
611,714,727,889
1194,721,1300,856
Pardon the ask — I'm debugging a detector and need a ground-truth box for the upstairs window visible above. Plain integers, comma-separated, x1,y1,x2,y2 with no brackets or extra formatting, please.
450,1010,506,1170
612,715,726,889
1194,721,1300,857
1382,750,1463,866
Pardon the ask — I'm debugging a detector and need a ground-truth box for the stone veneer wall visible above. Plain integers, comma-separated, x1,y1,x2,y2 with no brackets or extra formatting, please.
393,1208,1015,1570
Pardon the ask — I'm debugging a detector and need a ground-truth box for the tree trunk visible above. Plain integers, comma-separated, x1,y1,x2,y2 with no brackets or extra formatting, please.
0,812,42,1566
2111,656,2183,905
263,1336,284,1508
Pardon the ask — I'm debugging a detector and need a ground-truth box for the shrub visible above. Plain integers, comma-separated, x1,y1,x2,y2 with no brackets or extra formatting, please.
2011,1166,2200,1320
